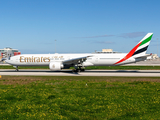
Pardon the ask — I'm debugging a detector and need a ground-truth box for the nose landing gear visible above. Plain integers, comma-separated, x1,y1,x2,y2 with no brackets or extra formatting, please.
13,66,19,71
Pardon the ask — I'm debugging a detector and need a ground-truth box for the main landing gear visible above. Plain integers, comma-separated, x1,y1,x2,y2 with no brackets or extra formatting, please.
72,67,85,73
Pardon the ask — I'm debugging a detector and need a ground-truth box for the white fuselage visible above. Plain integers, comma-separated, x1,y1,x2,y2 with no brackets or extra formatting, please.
5,33,153,70
6,53,137,67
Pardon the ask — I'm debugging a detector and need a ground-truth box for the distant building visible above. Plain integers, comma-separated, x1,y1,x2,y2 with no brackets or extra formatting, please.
0,47,21,61
95,49,120,53
102,49,113,52
147,54,159,60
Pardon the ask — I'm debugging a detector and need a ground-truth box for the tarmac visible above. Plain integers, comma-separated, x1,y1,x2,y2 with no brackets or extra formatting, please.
0,69,160,77
0,59,160,77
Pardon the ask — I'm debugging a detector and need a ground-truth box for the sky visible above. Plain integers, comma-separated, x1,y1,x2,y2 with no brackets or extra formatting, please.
0,0,160,55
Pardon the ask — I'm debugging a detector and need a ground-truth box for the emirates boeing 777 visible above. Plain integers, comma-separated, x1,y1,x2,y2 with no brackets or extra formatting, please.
6,33,153,72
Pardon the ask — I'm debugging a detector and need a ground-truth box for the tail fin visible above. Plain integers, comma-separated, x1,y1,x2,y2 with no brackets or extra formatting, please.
132,33,153,58
114,33,153,65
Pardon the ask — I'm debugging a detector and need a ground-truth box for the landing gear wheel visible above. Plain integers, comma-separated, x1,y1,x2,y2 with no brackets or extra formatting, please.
80,69,85,72
72,69,75,73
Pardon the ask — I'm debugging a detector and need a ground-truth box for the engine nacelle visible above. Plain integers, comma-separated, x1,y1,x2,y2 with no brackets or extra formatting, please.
49,62,64,71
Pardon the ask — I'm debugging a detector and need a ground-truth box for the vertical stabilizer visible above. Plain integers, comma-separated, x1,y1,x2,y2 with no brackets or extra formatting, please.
132,33,153,58
115,33,153,65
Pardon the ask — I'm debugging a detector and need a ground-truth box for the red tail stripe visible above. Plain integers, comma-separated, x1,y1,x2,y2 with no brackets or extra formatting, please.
114,41,142,65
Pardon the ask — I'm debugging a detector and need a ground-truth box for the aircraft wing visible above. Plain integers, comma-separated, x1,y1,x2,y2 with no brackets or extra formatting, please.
63,56,92,65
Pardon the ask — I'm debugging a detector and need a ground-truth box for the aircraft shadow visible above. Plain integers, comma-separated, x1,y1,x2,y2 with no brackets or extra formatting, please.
0,70,80,75
81,70,160,73
1,70,160,74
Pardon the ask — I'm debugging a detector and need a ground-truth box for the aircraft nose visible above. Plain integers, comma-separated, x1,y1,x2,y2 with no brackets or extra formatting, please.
5,60,9,63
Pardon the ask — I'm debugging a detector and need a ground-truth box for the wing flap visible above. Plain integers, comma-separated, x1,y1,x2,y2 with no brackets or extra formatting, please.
63,56,92,65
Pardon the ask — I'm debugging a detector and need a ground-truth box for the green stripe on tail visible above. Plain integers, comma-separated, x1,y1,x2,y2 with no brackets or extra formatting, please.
139,34,153,47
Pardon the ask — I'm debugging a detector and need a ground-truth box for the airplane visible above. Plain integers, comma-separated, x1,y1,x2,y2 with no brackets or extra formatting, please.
5,33,153,72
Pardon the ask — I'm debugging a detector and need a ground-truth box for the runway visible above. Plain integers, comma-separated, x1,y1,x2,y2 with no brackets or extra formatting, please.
0,69,160,77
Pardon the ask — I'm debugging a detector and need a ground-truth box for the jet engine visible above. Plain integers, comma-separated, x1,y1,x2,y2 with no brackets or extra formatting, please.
49,62,64,71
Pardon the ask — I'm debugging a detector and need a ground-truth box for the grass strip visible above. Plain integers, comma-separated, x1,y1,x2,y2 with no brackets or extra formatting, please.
0,76,160,120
